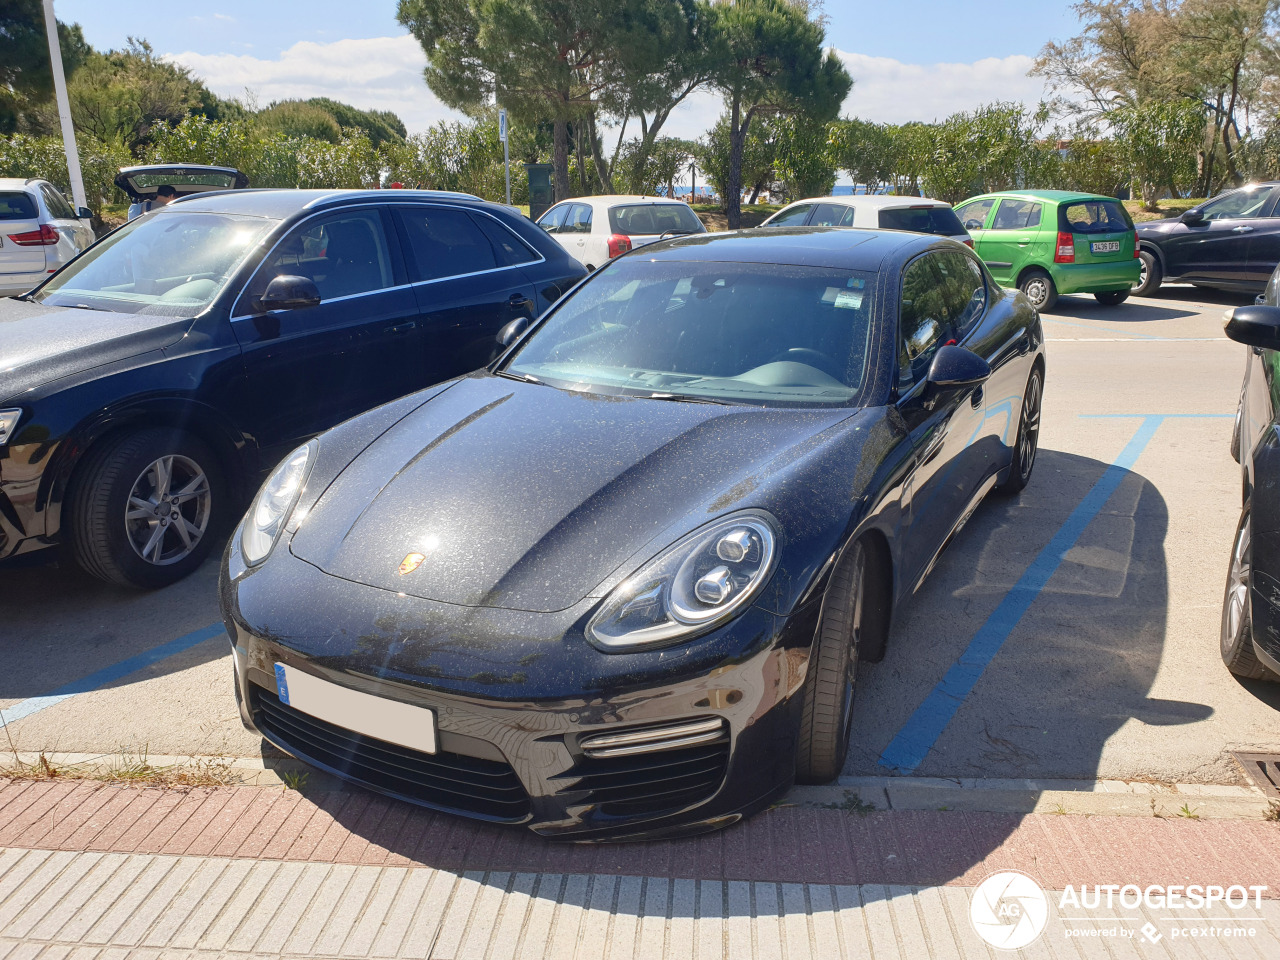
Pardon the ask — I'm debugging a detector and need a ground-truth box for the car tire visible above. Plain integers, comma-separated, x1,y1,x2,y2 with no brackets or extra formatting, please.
70,428,225,589
1018,270,1058,311
796,540,865,784
1133,250,1161,296
1094,290,1129,305
996,366,1043,496
1221,503,1279,681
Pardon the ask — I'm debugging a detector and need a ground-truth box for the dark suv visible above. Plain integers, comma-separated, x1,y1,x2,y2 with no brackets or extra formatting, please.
0,189,586,587
1135,181,1280,296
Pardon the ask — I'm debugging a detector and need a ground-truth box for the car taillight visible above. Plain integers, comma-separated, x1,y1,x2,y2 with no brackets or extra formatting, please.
7,224,58,246
960,236,974,247
1054,231,1075,263
1133,233,1140,258
607,233,632,258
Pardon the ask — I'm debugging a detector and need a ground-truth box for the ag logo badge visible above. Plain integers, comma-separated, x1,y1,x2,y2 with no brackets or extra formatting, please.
970,870,1048,949
398,552,427,575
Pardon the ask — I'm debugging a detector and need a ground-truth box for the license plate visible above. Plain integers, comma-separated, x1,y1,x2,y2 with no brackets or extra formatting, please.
275,663,437,754
1091,241,1120,254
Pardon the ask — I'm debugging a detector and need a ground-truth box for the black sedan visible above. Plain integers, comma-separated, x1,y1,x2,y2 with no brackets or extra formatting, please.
1135,181,1280,296
0,189,584,587
219,228,1046,839
1221,262,1280,683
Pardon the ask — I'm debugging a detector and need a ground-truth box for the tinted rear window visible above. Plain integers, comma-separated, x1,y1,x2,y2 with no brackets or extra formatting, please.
607,203,703,236
1060,200,1133,234
878,206,966,236
0,192,37,220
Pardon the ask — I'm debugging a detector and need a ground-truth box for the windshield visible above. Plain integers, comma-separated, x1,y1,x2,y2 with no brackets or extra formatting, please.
607,204,704,236
33,211,278,316
1060,199,1133,234
506,259,876,407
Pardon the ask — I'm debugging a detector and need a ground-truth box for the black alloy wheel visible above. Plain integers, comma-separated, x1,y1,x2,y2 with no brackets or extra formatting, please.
70,428,225,588
996,367,1043,496
796,540,866,783
1221,503,1279,681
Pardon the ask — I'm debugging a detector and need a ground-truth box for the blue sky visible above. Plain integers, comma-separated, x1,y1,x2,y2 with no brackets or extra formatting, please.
54,1,1082,138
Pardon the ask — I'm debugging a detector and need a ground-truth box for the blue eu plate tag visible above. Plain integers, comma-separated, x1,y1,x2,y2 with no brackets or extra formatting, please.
275,663,290,704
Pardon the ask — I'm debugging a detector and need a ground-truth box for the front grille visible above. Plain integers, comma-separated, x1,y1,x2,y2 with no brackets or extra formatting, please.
250,685,531,822
556,719,730,818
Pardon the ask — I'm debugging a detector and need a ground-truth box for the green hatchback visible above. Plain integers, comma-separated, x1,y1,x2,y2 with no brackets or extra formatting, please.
954,190,1140,311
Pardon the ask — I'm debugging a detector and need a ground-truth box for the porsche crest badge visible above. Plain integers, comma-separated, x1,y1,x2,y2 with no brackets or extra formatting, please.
398,552,426,575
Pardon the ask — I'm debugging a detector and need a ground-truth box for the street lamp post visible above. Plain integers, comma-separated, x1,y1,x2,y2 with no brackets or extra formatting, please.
41,0,87,213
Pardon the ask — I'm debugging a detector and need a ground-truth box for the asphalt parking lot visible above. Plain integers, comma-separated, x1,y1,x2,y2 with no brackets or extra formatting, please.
3,284,1280,791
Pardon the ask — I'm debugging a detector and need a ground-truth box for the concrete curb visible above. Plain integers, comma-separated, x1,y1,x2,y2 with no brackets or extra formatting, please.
4,753,1275,820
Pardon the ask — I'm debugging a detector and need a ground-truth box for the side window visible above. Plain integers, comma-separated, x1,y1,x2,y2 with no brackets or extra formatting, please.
565,203,593,234
899,255,949,387
766,203,814,227
1202,187,1275,221
469,213,538,266
936,251,987,338
991,199,1042,230
40,184,76,220
397,205,499,281
537,204,568,233
954,198,996,231
240,209,394,311
809,203,854,227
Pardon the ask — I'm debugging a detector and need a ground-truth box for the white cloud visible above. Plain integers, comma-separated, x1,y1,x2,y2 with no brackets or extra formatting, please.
168,35,463,133
168,37,1049,144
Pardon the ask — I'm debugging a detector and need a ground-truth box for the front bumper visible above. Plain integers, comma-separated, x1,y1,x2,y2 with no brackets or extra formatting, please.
1051,259,1141,295
221,536,817,840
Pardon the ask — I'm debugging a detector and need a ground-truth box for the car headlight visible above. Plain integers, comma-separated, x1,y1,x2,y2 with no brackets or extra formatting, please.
241,440,317,567
588,512,778,651
0,409,21,446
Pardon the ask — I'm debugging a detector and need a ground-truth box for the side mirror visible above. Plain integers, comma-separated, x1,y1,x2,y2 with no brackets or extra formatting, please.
260,275,321,312
1180,208,1205,225
76,207,93,220
496,316,530,348
964,219,984,230
927,344,991,391
1224,305,1280,350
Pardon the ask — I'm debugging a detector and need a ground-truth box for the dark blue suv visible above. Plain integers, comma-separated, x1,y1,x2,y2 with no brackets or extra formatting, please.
0,189,586,587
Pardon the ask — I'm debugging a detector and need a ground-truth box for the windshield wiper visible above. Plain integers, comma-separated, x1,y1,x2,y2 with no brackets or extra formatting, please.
495,370,544,385
644,392,739,406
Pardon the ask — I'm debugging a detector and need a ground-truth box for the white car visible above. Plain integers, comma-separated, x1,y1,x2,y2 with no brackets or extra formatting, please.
761,194,971,245
535,195,707,270
0,178,95,297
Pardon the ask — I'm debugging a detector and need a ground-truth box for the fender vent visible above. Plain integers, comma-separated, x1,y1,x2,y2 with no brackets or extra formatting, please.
1230,751,1280,798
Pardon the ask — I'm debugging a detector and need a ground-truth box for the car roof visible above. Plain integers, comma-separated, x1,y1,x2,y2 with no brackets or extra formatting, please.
644,225,938,270
560,195,691,209
0,178,42,191
780,195,951,209
166,188,489,219
969,189,1120,204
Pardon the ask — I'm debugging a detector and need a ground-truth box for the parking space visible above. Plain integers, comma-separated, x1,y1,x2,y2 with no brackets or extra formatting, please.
3,285,1280,791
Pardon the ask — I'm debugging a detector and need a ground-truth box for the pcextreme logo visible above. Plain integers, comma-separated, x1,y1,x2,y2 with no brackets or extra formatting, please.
970,871,1049,949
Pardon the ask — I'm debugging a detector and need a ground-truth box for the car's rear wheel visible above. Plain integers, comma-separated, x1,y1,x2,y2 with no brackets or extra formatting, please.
1019,270,1058,311
1133,249,1162,296
1095,290,1129,305
996,366,1043,496
70,428,225,588
1221,503,1279,681
796,540,865,784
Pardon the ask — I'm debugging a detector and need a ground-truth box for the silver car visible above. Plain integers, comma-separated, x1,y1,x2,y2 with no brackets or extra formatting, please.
0,178,95,297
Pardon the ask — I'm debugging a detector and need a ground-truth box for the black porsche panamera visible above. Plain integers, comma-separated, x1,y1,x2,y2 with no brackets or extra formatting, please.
219,227,1046,839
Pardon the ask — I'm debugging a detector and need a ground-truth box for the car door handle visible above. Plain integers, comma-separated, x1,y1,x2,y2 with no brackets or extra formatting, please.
509,293,534,309
1233,225,1254,233
386,321,417,335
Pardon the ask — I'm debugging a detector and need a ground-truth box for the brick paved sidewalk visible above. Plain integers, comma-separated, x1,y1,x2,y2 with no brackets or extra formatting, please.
2,779,1280,958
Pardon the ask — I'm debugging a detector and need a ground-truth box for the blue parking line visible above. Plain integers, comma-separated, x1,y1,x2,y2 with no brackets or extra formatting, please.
0,622,226,727
878,414,1171,774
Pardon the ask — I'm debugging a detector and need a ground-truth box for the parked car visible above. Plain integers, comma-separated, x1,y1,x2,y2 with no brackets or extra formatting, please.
1135,181,1280,297
119,163,249,220
219,227,1045,839
536,195,706,270
955,190,1140,311
0,178,95,297
1221,261,1280,683
0,189,586,587
760,194,971,243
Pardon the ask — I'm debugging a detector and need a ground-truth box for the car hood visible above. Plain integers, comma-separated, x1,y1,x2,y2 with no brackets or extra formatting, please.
0,296,190,402
290,374,863,612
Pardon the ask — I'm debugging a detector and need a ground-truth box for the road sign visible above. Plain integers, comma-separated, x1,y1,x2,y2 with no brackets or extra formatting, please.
499,109,508,143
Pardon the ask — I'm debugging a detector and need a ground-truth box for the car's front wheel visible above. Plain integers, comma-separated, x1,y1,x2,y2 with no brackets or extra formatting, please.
996,366,1043,496
1221,503,1279,681
1133,249,1162,296
1095,290,1129,305
796,540,865,783
70,428,225,588
1019,269,1058,311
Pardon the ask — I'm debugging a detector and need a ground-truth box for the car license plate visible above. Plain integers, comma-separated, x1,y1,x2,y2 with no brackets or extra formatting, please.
274,663,437,753
1091,241,1120,254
